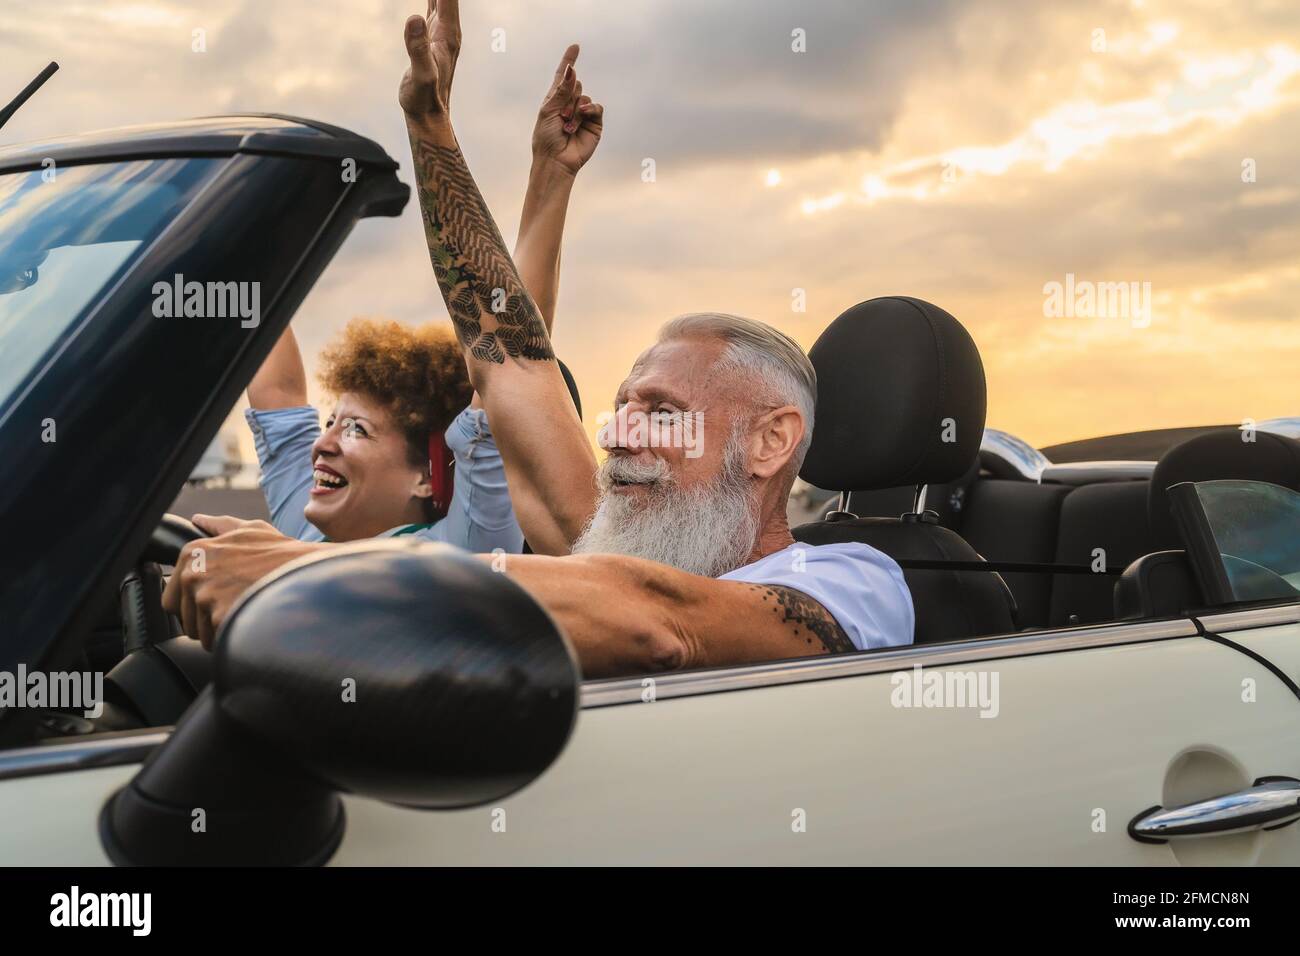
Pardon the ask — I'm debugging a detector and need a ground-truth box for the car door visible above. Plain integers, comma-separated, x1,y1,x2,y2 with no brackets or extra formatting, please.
3,611,1298,865
322,612,1300,865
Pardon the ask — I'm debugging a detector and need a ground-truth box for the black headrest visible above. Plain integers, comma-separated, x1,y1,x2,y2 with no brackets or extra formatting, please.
800,296,986,492
1149,428,1300,548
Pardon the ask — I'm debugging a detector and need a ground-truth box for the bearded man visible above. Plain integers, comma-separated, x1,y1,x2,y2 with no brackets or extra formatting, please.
163,0,914,677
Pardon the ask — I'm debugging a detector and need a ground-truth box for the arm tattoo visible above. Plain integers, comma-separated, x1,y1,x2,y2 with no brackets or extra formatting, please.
409,136,554,364
751,584,856,654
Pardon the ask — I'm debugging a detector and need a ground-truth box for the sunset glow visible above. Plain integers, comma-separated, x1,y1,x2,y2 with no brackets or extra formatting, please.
3,0,1296,458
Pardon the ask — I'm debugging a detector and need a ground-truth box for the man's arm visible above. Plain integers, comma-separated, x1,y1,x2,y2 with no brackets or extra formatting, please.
247,326,309,409
161,518,851,671
401,5,597,555
485,553,855,678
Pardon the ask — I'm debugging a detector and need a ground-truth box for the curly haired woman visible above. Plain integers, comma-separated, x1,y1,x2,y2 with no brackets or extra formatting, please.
242,45,601,547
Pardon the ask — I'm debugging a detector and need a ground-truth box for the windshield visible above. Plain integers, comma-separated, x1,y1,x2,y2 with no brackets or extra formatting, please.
0,158,220,411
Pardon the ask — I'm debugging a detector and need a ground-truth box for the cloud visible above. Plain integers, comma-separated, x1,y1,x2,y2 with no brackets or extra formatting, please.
1,0,1297,458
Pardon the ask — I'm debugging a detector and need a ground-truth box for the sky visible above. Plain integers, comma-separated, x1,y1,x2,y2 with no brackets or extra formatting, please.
2,0,1297,467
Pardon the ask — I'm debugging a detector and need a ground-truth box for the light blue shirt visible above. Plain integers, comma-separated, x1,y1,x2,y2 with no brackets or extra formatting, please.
243,404,525,553
720,542,915,651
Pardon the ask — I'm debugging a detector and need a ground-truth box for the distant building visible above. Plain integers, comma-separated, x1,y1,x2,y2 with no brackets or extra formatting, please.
187,428,245,487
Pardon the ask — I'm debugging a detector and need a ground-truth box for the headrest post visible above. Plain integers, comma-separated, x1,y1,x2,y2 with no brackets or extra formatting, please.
821,491,857,523
911,484,928,516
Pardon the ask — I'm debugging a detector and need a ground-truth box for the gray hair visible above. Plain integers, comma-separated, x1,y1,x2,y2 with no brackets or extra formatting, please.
658,312,817,465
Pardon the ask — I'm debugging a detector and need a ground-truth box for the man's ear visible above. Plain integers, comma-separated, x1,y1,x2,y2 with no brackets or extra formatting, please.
748,405,804,479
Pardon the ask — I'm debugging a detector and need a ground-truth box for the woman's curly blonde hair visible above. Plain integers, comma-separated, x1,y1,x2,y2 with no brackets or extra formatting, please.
317,318,472,466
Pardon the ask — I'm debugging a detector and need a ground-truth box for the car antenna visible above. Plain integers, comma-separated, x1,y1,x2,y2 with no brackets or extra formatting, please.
0,61,59,133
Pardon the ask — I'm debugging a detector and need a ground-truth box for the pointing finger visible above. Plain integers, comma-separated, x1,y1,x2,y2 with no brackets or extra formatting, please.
544,62,578,113
553,43,580,79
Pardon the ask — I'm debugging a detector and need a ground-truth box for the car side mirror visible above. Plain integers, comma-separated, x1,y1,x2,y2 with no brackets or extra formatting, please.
99,540,579,866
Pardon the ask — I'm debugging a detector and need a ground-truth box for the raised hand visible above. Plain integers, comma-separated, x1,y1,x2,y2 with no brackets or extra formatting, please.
398,3,599,553
533,44,605,175
399,0,462,121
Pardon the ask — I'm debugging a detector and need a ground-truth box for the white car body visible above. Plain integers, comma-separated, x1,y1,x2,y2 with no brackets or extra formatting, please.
4,605,1297,865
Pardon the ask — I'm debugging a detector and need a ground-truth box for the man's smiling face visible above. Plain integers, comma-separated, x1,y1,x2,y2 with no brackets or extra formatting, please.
601,336,736,497
576,335,764,576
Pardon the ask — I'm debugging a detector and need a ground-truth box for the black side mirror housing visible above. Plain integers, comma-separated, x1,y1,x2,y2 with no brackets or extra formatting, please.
100,540,579,866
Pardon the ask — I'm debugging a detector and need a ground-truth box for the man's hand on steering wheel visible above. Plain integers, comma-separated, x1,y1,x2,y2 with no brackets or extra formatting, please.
161,515,325,651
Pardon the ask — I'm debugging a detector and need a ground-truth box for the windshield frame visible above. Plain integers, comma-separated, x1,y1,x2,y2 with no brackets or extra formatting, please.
0,145,412,749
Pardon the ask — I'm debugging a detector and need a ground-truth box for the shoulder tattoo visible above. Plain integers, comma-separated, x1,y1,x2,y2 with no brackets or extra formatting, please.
750,584,856,654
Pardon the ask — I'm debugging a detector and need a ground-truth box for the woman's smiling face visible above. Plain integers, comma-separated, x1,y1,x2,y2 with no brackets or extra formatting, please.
303,391,432,541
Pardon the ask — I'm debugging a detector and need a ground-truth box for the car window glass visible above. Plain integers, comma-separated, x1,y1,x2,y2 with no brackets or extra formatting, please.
1190,479,1300,602
0,158,220,411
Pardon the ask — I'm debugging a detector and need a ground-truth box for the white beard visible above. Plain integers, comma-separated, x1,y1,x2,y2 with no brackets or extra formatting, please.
572,428,759,578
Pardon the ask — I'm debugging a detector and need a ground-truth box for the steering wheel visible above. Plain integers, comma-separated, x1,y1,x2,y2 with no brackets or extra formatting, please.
120,513,204,654
100,514,215,730
144,513,204,565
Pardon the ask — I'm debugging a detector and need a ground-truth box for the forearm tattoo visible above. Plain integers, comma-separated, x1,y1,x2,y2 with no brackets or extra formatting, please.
409,137,554,364
752,585,856,654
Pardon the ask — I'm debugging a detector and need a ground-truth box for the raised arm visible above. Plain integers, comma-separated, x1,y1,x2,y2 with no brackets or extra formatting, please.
247,326,308,409
514,44,603,334
400,3,597,554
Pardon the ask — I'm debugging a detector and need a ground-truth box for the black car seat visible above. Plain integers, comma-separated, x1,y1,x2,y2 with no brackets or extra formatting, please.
1045,480,1150,626
1115,427,1300,618
792,296,1017,644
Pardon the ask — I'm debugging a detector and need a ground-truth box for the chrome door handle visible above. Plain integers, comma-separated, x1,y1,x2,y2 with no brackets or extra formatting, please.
1129,778,1300,843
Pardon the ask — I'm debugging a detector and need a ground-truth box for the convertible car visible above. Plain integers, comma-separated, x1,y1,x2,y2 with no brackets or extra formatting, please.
1,115,1298,866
